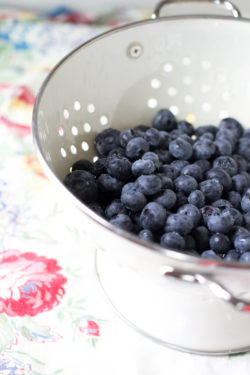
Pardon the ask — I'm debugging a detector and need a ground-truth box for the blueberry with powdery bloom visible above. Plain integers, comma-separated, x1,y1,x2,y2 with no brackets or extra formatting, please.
110,214,133,232
222,207,243,226
241,188,250,212
136,175,162,196
207,211,234,233
144,128,161,148
140,202,167,231
194,160,211,174
155,149,172,164
165,213,194,235
193,139,216,160
157,175,173,189
121,183,146,212
174,175,198,195
239,252,250,263
181,164,203,182
232,154,248,172
188,190,205,208
119,129,134,148
160,232,186,250
98,174,124,197
139,229,154,242
177,120,195,136
199,178,223,201
72,159,92,172
195,125,218,137
227,190,242,210
216,128,237,149
158,131,170,149
213,156,238,176
106,155,132,181
169,137,193,160
201,250,221,260
200,205,221,226
171,160,189,174
125,137,149,160
219,117,244,139
133,125,150,137
95,128,120,157
161,164,179,179
206,168,232,191
209,233,232,254
212,199,233,210
214,139,232,156
142,152,161,170
131,159,155,177
234,234,250,253
64,170,98,203
224,250,240,262
105,199,127,220
152,109,177,131
154,189,177,209
178,204,201,227
232,174,249,194
193,226,210,252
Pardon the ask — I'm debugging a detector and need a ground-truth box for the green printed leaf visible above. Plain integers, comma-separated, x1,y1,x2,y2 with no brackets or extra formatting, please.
19,321,62,343
57,310,64,321
0,315,16,351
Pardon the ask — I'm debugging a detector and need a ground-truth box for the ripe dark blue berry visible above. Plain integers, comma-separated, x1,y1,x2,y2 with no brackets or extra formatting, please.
142,152,161,169
209,233,231,254
234,234,250,253
131,159,155,176
193,138,216,160
72,159,92,172
207,211,234,233
199,178,223,201
121,183,146,211
219,117,244,139
193,226,210,252
139,229,154,242
201,250,221,260
125,137,149,160
169,137,193,160
154,189,176,209
144,128,161,148
205,168,232,191
152,109,176,131
110,214,133,232
160,231,185,250
224,250,240,262
175,175,198,195
106,155,131,181
178,204,201,227
195,125,218,137
98,174,124,196
140,202,167,231
213,156,238,176
188,190,205,208
241,188,250,212
64,170,98,203
177,120,194,135
95,128,120,156
227,190,241,209
165,213,193,235
239,252,250,263
105,199,127,220
136,175,162,195
181,163,203,181
232,173,249,193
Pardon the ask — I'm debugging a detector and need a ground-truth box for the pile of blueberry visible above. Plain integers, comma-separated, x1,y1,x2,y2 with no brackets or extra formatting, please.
64,108,250,263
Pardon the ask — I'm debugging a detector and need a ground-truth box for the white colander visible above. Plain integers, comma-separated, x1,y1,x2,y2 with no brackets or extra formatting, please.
33,0,250,355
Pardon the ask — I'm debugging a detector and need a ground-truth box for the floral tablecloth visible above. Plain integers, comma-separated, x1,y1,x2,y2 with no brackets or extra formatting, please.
1,5,250,375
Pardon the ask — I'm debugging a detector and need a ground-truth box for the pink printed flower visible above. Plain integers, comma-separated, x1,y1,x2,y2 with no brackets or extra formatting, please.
79,320,100,337
0,250,67,317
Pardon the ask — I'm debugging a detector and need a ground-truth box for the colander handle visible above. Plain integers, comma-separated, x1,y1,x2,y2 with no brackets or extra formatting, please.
161,266,250,313
152,0,241,19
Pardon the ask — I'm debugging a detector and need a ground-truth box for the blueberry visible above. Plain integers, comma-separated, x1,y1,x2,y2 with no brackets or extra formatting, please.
171,160,189,173
154,189,176,209
205,168,232,191
125,137,149,160
243,129,250,139
194,160,211,174
140,202,167,231
214,139,232,156
119,129,134,147
195,125,218,137
213,156,238,176
159,131,170,149
185,235,197,251
155,149,172,164
165,213,193,235
136,175,162,195
106,155,131,181
161,164,179,179
212,199,232,210
88,202,104,217
169,129,182,141
232,154,248,172
175,192,188,207
160,231,185,250
95,128,120,156
72,159,92,172
209,233,231,254
133,125,150,137
179,134,193,145
110,214,133,232
207,211,234,233
227,190,242,209
132,159,155,176
216,128,237,149
229,226,250,242
224,250,240,262
181,163,203,181
157,174,173,189
219,117,244,139
108,147,126,158
144,128,161,148
142,152,161,170
98,174,124,196
222,207,243,226
232,173,249,193
121,183,146,211
201,250,221,260
193,226,210,252
169,137,193,160
199,178,223,201
241,188,250,212
200,205,221,226
237,137,250,161
139,229,154,242
175,175,198,195
244,211,250,230
152,109,176,131
188,190,205,208
178,204,201,227
193,139,216,160
199,132,214,141
105,199,127,220
91,158,107,177
239,252,250,263
234,234,250,253
177,120,194,135
64,170,98,203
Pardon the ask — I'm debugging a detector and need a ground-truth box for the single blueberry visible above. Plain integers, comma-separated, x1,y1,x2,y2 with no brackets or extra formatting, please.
110,214,134,232
106,155,132,181
133,125,150,137
224,250,240,262
95,128,120,156
142,152,161,170
213,156,238,176
175,175,198,195
222,207,243,226
136,175,162,195
179,134,194,145
181,163,203,181
165,213,194,235
139,229,154,242
169,137,193,160
144,128,161,148
169,129,182,141
239,252,250,263
193,139,216,160
212,199,233,210
200,205,221,226
234,234,250,253
214,139,232,156
195,125,218,137
108,147,125,158
219,117,244,139
194,159,211,174
232,173,249,193
72,159,92,172
236,137,250,161
152,109,177,131
188,190,206,208
159,131,170,150
161,164,179,179
199,178,223,201
91,158,107,177
232,154,248,172
177,120,194,135
205,168,232,191
229,226,250,243
125,137,149,160
155,149,172,164
121,183,146,211
241,188,250,212
154,189,177,209
227,190,242,209
105,199,127,220
201,250,221,260
193,226,210,252
98,174,124,196
178,204,201,227
160,231,185,250
88,202,104,217
140,202,167,231
132,159,155,176
207,211,234,233
216,128,237,149
209,233,231,254
64,170,98,203
119,129,134,147
157,174,174,189
171,160,189,173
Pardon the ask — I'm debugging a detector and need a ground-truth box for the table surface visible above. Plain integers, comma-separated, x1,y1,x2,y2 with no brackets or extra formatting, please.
0,5,250,375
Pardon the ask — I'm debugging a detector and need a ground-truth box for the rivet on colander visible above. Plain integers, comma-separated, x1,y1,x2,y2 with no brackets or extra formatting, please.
127,42,143,59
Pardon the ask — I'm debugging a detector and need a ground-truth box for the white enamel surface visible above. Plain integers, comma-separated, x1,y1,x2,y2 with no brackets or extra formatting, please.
33,17,250,353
